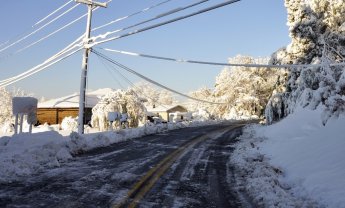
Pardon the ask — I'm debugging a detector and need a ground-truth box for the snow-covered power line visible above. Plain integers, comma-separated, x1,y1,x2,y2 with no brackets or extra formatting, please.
14,7,101,54
0,37,84,87
90,0,239,47
33,0,74,27
0,47,82,87
0,35,83,84
90,0,210,43
92,0,174,32
13,0,113,55
92,50,227,105
0,3,80,54
100,48,345,68
0,0,73,49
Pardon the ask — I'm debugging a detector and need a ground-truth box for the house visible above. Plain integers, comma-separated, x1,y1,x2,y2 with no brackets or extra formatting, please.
146,104,188,122
37,88,113,125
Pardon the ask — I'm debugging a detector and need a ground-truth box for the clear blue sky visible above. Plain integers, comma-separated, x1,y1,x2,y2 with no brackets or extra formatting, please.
0,0,289,100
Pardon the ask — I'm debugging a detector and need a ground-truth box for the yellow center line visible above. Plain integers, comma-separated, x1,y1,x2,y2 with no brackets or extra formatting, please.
112,124,245,208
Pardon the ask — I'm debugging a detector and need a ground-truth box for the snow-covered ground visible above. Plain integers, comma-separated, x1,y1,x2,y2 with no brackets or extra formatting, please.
0,120,219,183
231,106,345,208
1,106,344,207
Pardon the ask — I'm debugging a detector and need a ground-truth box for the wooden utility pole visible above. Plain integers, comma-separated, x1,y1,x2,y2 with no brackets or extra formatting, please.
76,0,107,134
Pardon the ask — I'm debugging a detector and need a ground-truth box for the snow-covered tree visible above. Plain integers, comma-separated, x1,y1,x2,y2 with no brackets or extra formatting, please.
266,0,345,124
131,82,174,107
189,55,282,120
188,87,215,113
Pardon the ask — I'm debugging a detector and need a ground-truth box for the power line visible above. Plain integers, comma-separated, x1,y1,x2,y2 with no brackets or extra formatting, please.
90,0,209,43
0,3,80,54
0,47,82,87
90,0,240,47
96,54,126,89
33,0,74,27
0,0,73,48
99,48,345,68
92,49,227,105
2,0,113,60
92,0,175,31
0,36,83,84
97,54,174,107
0,37,83,86
14,6,101,55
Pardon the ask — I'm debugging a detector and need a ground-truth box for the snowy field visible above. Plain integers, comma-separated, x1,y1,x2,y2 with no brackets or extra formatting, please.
231,106,345,208
0,120,220,183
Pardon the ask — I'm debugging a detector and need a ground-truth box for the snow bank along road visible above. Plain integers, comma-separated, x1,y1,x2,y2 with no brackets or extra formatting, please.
0,121,254,207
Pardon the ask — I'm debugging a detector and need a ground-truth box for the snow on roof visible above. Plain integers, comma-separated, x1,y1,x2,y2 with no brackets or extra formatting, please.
38,88,114,108
146,104,187,112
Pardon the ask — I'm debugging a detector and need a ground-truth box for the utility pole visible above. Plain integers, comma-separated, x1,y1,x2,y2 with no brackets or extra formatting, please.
76,0,107,134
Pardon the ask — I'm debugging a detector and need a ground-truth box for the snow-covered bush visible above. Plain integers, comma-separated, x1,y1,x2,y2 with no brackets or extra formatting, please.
0,87,32,132
0,88,13,127
266,0,345,124
1,121,14,133
60,116,78,131
91,89,147,131
191,108,212,121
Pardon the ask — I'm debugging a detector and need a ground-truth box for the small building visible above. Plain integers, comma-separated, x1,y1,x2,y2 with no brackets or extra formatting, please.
37,88,113,125
146,104,188,122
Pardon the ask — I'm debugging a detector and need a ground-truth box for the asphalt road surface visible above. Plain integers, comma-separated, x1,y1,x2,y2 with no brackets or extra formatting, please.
0,121,254,208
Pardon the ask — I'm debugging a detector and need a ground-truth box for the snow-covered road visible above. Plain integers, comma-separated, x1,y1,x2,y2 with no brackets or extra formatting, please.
0,122,252,208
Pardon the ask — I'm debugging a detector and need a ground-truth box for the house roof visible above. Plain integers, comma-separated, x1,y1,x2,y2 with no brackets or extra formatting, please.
146,104,187,113
38,88,114,108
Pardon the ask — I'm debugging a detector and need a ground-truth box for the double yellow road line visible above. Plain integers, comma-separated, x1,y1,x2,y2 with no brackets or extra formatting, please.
113,124,245,208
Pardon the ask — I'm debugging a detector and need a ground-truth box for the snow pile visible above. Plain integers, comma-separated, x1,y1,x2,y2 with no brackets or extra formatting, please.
0,131,72,182
231,106,345,207
0,120,219,182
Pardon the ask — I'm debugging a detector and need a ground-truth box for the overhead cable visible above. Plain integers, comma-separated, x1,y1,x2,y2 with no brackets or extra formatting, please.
90,0,210,43
93,0,174,31
0,3,80,53
0,0,73,48
96,54,126,89
0,37,83,86
14,7,101,54
92,49,227,105
100,48,345,68
34,0,74,27
98,56,179,108
90,0,237,47
0,47,82,87
0,35,83,84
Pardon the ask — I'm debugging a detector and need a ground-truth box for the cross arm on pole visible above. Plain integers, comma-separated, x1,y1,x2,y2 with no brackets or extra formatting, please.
75,0,107,8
